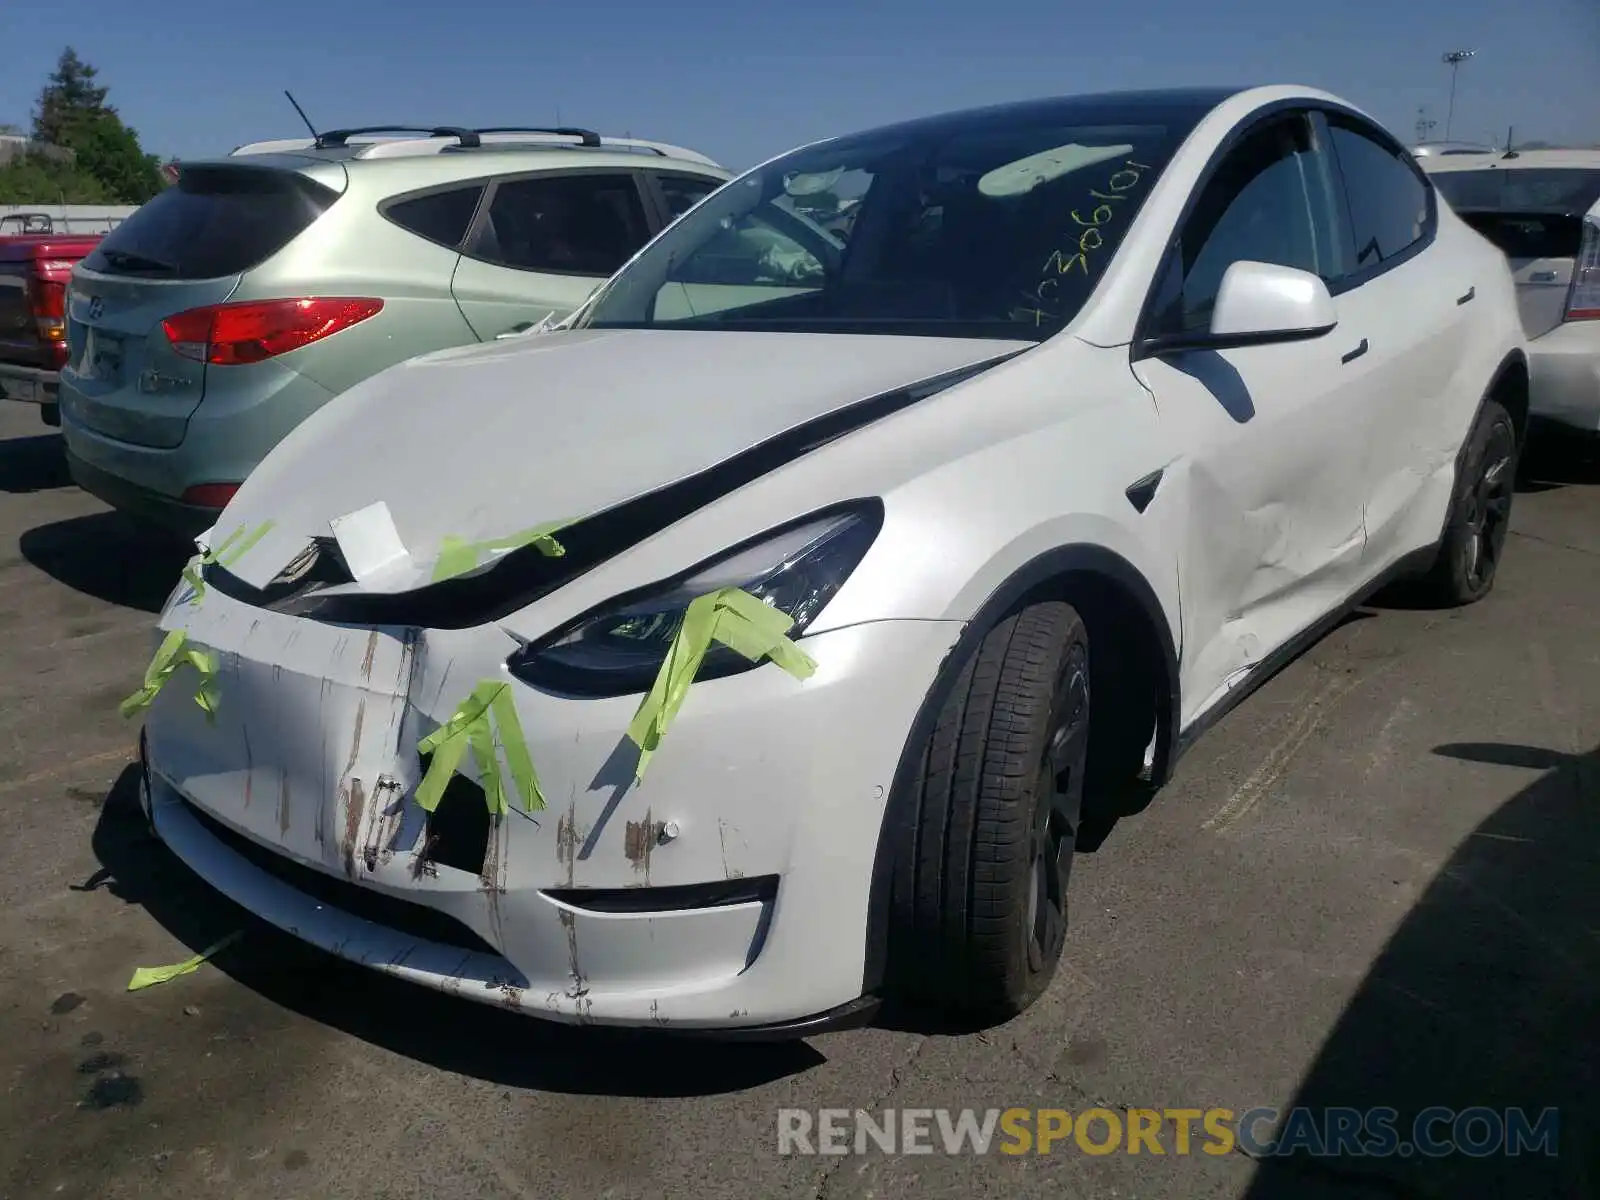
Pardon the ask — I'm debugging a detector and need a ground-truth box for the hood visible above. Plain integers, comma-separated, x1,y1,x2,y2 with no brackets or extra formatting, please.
214,327,1030,593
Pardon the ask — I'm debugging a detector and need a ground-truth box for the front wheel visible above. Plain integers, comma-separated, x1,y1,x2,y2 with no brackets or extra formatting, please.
1418,398,1518,606
887,600,1090,1021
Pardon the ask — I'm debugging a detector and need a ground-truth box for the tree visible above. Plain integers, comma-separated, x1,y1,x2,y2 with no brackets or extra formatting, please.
68,112,163,203
0,151,111,205
25,47,165,203
31,48,110,146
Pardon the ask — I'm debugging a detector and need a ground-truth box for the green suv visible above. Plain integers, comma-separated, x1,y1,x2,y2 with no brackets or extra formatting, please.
58,125,731,535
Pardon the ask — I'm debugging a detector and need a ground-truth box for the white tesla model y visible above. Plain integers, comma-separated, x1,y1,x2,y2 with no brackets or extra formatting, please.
127,85,1527,1036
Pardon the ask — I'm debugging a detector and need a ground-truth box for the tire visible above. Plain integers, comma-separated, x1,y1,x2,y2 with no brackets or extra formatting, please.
1418,398,1518,607
887,599,1090,1020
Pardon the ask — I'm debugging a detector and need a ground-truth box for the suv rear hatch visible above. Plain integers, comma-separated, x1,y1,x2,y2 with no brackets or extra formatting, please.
65,159,346,448
1435,166,1600,339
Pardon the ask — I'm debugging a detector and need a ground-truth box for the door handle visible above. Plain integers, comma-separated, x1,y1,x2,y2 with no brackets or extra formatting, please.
1340,338,1369,364
1456,286,1476,305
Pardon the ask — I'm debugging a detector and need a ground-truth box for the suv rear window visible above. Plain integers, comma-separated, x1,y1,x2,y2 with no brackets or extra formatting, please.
82,165,339,280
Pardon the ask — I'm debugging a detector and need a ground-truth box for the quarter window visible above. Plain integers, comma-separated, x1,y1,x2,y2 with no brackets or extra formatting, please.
1165,115,1345,333
656,174,723,221
470,174,650,276
1327,119,1432,270
385,185,484,248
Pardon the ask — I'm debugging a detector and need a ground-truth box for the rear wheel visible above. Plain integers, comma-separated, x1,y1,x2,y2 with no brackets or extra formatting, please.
887,600,1089,1020
1418,398,1518,606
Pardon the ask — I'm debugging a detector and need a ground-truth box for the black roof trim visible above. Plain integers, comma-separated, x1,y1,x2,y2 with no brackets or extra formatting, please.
474,126,603,148
316,125,481,149
847,86,1250,144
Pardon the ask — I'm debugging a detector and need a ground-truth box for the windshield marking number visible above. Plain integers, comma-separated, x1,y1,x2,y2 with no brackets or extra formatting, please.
1025,159,1152,325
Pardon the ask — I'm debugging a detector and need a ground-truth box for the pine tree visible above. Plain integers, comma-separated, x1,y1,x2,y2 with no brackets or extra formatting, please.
31,48,111,146
15,47,164,203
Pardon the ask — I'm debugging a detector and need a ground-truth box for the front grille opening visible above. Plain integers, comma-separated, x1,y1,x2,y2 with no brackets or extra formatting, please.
416,753,489,875
204,535,353,611
180,798,497,956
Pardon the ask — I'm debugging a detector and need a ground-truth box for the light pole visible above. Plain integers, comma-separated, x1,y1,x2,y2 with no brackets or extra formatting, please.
1442,49,1476,141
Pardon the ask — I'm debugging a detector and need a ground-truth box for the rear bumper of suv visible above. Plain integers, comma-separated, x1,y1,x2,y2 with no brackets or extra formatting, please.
64,445,219,537
58,357,339,536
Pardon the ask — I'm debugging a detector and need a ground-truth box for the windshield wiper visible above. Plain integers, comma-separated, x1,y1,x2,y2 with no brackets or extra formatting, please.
100,249,178,274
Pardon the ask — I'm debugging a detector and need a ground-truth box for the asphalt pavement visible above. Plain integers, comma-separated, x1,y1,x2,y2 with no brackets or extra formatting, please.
0,403,1595,1199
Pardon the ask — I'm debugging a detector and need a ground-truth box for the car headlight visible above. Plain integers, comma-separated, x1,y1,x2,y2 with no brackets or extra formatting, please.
507,501,882,697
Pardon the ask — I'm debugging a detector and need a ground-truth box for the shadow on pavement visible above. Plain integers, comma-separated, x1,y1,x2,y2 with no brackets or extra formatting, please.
87,765,826,1098
21,512,192,612
1517,426,1600,494
1238,740,1599,1198
0,434,72,493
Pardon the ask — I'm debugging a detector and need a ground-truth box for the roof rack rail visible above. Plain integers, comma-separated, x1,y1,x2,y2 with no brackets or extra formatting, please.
228,128,724,168
474,126,602,147
593,137,722,167
315,125,481,149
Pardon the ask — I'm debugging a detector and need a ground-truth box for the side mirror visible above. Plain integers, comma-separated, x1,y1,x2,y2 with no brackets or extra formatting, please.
1211,260,1337,340
1137,261,1338,358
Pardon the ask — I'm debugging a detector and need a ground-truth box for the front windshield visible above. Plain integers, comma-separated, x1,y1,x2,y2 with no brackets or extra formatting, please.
577,109,1189,341
1432,167,1600,214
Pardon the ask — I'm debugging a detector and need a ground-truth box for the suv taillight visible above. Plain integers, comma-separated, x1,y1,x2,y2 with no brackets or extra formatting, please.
161,297,384,365
1565,217,1600,322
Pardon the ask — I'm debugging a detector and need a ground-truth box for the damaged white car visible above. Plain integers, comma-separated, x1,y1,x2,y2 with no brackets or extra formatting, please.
129,85,1527,1035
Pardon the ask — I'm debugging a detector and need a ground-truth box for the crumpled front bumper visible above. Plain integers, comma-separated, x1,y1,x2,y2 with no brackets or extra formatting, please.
142,583,960,1030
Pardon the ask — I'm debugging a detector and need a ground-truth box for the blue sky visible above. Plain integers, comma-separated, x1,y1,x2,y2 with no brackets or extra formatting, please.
4,0,1596,169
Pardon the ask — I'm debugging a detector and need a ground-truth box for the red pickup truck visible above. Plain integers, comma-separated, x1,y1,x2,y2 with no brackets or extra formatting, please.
0,232,103,426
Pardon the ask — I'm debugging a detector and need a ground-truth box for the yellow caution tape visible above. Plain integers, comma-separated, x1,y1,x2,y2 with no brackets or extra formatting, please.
127,930,243,992
119,630,220,722
626,587,817,782
415,680,546,817
181,519,276,605
431,521,570,583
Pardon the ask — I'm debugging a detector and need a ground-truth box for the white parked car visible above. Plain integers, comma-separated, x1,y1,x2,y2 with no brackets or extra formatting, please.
1421,148,1600,433
131,85,1528,1036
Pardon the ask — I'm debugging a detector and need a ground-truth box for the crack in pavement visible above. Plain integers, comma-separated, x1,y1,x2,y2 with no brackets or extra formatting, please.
341,1051,541,1200
1510,528,1600,559
812,1036,932,1200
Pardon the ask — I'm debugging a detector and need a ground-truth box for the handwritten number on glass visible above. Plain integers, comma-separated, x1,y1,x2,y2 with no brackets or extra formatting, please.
1028,159,1153,324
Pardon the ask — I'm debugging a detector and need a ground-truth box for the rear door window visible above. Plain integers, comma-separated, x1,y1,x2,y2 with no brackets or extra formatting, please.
384,184,485,248
82,166,339,280
1326,119,1434,271
465,173,651,276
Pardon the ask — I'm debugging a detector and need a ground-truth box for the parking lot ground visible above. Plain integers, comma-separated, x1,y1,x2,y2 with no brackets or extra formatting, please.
0,401,1596,1200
